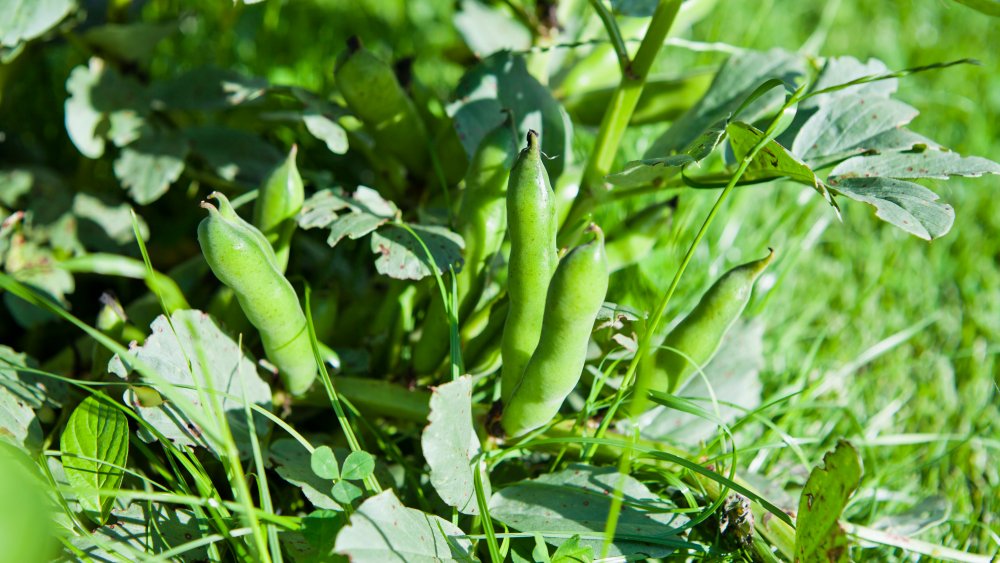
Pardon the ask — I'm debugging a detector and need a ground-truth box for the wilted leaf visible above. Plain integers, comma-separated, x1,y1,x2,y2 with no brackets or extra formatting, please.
449,51,573,178
109,310,272,459
453,0,531,57
607,119,727,187
60,394,129,524
113,132,189,204
421,376,490,514
334,490,474,562
371,223,464,281
489,464,690,559
795,440,863,563
831,177,955,240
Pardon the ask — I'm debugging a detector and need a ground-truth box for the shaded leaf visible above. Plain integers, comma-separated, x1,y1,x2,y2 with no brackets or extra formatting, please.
795,440,863,563
869,496,950,537
60,394,129,524
449,51,573,178
803,57,895,110
421,375,490,515
371,224,464,281
0,0,75,48
489,464,690,559
0,344,66,409
644,49,807,159
611,0,658,17
829,149,1000,181
185,126,283,186
113,132,189,204
331,480,363,506
951,0,1000,15
70,502,210,561
152,67,267,110
83,22,175,64
831,177,955,240
334,490,474,562
65,58,150,159
109,310,272,459
72,192,149,249
453,0,531,57
269,438,342,511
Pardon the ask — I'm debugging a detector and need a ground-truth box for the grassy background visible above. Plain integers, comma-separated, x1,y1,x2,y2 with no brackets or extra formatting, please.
686,0,1000,555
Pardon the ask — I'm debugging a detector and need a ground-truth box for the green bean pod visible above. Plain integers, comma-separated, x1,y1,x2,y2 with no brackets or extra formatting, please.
411,119,515,374
501,225,609,438
198,192,316,396
253,146,304,272
500,130,559,403
334,36,427,177
640,249,775,398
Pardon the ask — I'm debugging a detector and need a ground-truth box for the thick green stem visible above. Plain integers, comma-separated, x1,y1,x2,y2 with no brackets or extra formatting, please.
581,0,683,193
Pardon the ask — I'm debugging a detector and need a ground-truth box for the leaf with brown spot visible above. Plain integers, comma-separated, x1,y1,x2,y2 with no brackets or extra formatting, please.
794,440,863,563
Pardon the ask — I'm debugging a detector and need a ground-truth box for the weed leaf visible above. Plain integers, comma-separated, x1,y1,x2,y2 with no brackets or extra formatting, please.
60,394,129,524
795,440,863,563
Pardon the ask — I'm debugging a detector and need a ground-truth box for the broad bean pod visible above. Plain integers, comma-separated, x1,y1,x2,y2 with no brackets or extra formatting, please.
253,146,304,272
637,249,775,400
501,225,609,438
198,192,316,396
499,130,558,403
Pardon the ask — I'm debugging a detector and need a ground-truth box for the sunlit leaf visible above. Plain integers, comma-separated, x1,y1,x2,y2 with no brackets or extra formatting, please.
60,394,129,524
795,441,863,563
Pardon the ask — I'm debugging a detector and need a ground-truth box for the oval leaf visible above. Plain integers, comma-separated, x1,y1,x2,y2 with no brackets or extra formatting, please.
60,394,129,525
340,450,375,482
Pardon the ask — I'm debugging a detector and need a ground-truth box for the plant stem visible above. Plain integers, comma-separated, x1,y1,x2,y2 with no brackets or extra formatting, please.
580,0,683,194
587,0,630,73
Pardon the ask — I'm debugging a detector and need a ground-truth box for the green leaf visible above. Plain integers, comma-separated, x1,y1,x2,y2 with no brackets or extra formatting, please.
113,132,189,204
829,149,1000,181
606,118,727,187
65,58,150,159
728,121,821,186
269,438,342,510
303,112,349,155
109,310,273,459
330,480,363,506
0,344,66,410
551,535,594,563
421,375,490,515
453,0,531,58
792,95,919,165
449,51,573,178
72,192,150,249
340,450,375,481
299,187,397,246
830,178,955,240
0,383,42,450
802,57,896,111
185,126,283,186
70,502,211,560
488,464,690,559
311,445,340,480
293,510,348,563
83,22,175,64
60,394,129,525
371,224,464,281
151,67,267,110
0,0,75,48
644,49,807,159
795,440,863,563
334,490,474,562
